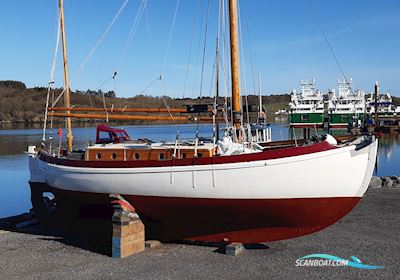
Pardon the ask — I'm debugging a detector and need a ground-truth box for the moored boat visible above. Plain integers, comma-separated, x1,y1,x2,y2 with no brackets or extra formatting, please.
328,78,366,129
366,91,398,118
288,79,324,128
274,109,288,115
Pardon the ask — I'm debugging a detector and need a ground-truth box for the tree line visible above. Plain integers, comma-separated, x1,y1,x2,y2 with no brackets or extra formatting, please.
0,80,291,123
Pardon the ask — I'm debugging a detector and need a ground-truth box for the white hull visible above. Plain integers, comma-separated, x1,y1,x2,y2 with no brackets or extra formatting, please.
29,139,378,200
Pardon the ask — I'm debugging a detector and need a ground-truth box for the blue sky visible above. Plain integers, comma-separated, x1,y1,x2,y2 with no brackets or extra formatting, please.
0,0,399,98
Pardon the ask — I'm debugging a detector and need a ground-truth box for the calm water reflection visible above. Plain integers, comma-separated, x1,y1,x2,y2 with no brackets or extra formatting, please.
0,123,398,218
376,133,400,176
0,155,31,218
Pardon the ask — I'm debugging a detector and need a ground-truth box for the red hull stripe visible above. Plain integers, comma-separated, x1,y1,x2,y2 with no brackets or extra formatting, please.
39,141,336,168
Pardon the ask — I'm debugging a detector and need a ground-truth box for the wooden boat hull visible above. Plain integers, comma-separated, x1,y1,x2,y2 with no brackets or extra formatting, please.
28,137,377,243
29,182,360,242
126,194,361,242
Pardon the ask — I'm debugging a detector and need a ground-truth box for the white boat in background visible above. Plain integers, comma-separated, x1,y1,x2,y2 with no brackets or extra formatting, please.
274,109,288,115
289,79,324,128
366,92,398,117
328,78,366,128
28,0,378,243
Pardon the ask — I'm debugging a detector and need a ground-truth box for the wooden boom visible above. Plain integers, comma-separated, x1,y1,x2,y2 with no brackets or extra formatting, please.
49,107,187,113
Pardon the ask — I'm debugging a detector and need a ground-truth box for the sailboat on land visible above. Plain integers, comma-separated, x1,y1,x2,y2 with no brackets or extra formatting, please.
28,0,377,243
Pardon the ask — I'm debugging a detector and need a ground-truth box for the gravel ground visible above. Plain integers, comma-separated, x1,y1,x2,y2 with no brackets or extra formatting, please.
0,188,399,280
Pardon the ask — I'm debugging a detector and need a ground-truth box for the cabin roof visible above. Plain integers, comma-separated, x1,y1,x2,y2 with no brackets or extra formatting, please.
87,142,216,150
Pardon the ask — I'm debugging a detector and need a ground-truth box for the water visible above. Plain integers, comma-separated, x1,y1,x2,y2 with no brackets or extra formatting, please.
0,123,398,218
0,154,31,218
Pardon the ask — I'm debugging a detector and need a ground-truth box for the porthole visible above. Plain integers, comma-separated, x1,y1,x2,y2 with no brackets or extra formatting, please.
111,153,117,160
197,153,203,158
182,153,187,159
96,153,102,160
159,153,165,160
134,152,140,160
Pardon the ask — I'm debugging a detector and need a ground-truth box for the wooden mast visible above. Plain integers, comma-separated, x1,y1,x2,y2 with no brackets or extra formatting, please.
228,0,242,131
59,0,73,152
